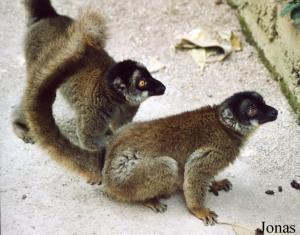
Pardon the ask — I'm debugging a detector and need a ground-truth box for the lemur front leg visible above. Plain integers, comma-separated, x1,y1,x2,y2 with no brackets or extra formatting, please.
209,179,232,196
184,148,226,225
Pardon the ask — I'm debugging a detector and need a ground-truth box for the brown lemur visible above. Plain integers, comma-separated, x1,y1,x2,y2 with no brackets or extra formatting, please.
27,39,278,226
100,91,277,225
17,0,278,226
12,0,166,151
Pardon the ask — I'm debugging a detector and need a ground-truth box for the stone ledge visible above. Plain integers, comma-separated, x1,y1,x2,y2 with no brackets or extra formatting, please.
228,0,300,120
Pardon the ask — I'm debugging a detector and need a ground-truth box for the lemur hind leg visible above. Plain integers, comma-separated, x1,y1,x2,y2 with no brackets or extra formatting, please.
103,151,180,212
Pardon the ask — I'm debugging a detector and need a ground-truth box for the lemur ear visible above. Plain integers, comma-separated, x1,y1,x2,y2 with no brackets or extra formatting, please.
222,108,234,120
113,77,126,92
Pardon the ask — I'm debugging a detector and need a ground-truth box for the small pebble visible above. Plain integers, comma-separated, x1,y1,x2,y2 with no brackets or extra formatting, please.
278,186,282,192
22,194,27,200
215,0,223,5
291,180,300,190
265,190,274,195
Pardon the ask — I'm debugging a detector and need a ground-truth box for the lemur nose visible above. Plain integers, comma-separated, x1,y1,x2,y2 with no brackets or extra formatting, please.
270,109,278,117
155,85,166,95
268,107,278,119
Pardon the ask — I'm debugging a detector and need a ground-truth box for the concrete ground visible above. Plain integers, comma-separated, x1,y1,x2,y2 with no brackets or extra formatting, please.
1,0,299,234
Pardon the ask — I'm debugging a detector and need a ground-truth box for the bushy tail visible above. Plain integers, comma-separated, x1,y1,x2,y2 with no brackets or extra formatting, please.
23,10,108,184
23,0,58,24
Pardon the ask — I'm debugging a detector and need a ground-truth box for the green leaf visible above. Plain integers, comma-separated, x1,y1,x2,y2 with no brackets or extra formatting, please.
293,17,300,25
280,2,299,16
291,8,300,20
294,18,300,26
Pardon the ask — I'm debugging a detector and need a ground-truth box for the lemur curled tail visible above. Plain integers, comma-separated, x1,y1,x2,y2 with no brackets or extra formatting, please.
23,0,108,184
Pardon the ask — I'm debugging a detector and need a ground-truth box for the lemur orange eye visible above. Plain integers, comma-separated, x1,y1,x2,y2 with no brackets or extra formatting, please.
247,105,257,117
138,80,145,88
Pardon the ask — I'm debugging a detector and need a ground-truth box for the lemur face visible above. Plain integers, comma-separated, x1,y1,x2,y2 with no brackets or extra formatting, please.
108,60,166,106
220,91,278,135
225,91,278,126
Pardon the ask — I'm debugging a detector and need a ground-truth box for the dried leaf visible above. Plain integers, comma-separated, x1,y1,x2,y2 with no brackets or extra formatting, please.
219,222,254,235
280,2,299,16
231,225,254,235
190,49,206,71
231,33,242,51
175,27,233,69
219,221,286,235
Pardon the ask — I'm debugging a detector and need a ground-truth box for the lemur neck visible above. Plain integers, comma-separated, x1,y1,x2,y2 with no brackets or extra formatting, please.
218,106,257,139
103,76,127,104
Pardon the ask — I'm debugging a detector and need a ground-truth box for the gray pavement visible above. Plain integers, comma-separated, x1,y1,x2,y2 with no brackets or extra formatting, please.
1,0,299,234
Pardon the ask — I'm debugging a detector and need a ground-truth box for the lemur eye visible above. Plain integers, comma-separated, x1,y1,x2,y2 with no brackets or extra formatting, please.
138,80,146,88
247,105,257,117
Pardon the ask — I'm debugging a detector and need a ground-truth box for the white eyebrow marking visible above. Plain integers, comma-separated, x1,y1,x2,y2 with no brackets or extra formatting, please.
131,69,141,84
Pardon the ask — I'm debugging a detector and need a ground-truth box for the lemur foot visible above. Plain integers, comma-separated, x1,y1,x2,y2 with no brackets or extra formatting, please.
143,198,167,213
190,208,218,226
209,179,232,196
86,172,102,185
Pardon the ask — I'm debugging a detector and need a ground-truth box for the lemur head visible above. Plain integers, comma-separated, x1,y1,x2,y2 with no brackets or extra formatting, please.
219,91,278,135
107,60,166,105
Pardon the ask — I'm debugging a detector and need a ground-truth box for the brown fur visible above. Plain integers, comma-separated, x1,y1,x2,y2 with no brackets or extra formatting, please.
100,105,251,224
12,0,144,183
13,0,141,151
23,8,108,183
15,0,124,183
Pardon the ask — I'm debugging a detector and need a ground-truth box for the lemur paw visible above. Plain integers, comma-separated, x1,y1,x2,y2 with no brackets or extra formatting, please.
190,208,218,226
22,135,35,144
209,179,232,196
143,198,167,213
87,173,102,185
